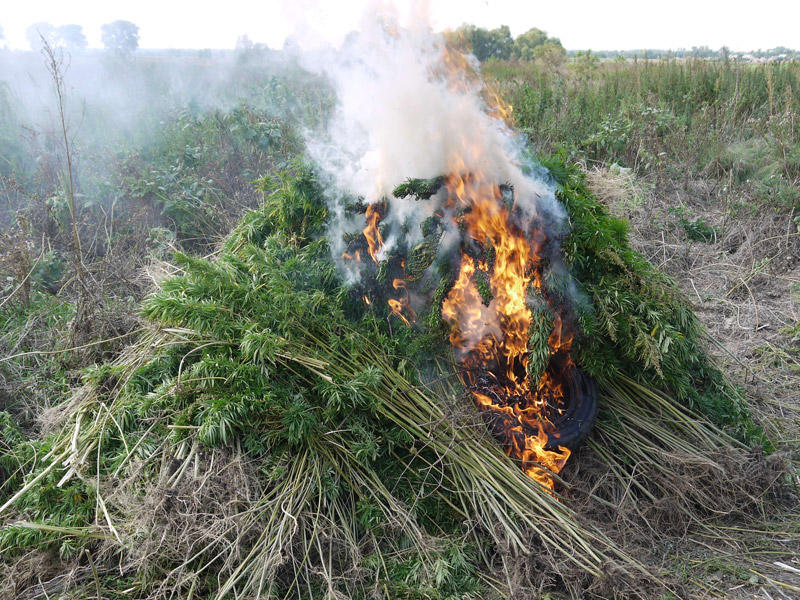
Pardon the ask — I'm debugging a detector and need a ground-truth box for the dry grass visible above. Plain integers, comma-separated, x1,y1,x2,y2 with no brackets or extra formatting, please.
584,163,800,432
584,164,800,597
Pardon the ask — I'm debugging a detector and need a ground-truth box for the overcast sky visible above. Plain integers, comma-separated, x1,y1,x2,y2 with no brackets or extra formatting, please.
1,0,798,52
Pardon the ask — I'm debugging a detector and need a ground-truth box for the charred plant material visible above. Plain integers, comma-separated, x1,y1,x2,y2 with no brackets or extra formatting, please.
468,356,598,453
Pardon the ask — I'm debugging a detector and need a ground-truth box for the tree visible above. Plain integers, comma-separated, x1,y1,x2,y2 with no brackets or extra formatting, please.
512,27,547,61
488,25,514,61
569,49,599,82
443,24,513,62
57,24,88,51
533,41,567,72
235,34,254,52
690,45,713,59
101,20,139,56
512,28,563,61
472,25,513,62
26,22,58,51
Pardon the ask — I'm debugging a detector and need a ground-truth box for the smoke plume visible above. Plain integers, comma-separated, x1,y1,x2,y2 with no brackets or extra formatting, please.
300,3,567,312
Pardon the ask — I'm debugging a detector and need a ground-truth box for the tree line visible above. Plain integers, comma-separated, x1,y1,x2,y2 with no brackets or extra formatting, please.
0,21,139,55
587,46,799,61
443,24,799,64
444,24,565,63
3,20,795,63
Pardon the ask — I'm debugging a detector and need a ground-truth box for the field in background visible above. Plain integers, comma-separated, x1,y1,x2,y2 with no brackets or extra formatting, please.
1,48,799,595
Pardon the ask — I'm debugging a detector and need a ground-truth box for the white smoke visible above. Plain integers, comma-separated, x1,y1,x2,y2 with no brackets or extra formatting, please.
296,1,565,290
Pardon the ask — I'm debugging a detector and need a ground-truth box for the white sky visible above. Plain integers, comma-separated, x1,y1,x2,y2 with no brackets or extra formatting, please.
1,0,798,52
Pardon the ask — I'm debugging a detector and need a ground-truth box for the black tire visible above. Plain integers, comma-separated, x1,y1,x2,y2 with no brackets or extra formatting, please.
541,364,598,451
476,362,599,453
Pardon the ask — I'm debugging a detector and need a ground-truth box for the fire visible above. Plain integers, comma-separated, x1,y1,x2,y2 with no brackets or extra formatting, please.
342,249,362,262
441,255,494,355
343,201,417,328
441,172,572,491
388,278,416,326
342,29,576,491
346,160,574,491
548,314,574,355
387,299,411,326
363,204,385,263
438,41,514,126
486,81,514,127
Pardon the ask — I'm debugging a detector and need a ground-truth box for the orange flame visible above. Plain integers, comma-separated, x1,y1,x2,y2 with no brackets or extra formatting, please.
342,249,362,262
388,299,411,326
364,204,384,263
486,81,514,127
388,278,416,326
441,171,572,491
439,40,513,126
548,314,575,356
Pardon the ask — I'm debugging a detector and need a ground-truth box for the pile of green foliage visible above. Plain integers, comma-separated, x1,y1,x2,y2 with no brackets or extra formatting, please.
0,157,777,599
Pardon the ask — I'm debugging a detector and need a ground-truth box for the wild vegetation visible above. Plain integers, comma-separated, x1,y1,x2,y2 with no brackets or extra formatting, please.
0,32,799,599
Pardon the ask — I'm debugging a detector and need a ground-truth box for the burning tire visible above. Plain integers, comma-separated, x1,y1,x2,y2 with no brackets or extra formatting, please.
539,364,598,451
470,355,598,456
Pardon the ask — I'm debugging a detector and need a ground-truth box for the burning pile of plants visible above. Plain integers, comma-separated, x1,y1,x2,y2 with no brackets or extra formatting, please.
0,14,794,600
0,156,789,598
340,166,603,492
